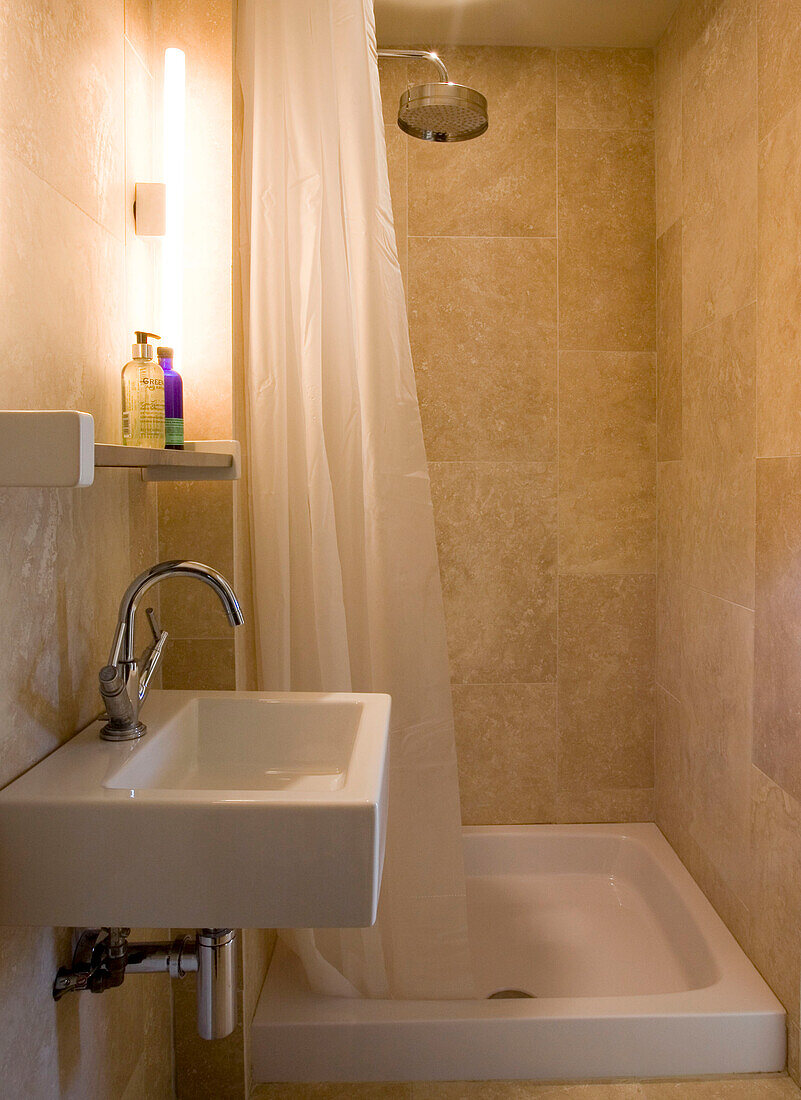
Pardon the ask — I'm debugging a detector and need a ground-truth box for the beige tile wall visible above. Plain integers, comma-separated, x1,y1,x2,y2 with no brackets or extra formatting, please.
0,0,173,1096
653,0,801,1079
381,47,656,825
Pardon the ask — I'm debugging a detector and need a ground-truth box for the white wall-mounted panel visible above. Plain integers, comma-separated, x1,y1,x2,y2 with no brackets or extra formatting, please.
0,411,95,487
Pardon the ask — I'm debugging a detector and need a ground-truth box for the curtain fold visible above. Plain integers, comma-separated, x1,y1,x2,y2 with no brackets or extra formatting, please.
236,0,474,999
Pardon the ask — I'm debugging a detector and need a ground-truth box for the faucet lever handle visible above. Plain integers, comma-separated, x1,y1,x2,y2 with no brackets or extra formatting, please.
145,607,161,644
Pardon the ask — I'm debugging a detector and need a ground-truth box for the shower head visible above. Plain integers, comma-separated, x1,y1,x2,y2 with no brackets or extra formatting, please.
398,82,488,142
377,49,489,142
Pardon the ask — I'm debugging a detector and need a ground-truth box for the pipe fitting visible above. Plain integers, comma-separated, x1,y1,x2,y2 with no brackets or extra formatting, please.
53,927,238,1040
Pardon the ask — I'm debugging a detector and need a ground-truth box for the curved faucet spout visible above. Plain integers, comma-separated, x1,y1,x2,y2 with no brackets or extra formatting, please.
100,560,244,741
109,561,244,666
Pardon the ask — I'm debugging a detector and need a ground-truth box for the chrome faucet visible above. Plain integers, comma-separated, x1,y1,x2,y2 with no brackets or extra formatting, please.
98,560,244,741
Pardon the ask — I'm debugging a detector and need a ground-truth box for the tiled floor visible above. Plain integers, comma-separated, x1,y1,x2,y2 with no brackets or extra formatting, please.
251,1075,801,1099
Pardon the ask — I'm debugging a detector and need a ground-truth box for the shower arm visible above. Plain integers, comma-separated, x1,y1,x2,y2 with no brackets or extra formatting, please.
377,48,450,83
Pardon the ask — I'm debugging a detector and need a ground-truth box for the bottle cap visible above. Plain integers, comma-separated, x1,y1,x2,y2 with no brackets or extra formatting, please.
157,346,174,359
132,330,160,358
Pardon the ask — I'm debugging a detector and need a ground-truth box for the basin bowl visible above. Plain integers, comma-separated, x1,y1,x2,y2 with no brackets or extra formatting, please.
0,690,390,929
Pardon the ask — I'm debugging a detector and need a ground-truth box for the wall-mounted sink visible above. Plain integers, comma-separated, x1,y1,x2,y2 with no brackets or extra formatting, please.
0,690,390,929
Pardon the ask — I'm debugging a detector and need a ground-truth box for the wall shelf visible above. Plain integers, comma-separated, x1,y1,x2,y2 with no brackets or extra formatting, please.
0,412,240,487
95,441,240,481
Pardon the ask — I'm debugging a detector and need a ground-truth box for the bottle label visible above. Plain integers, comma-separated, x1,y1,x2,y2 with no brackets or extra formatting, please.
165,418,184,446
137,363,165,446
122,411,132,440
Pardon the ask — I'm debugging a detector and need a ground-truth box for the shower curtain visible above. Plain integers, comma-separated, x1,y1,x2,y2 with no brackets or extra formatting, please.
236,0,474,998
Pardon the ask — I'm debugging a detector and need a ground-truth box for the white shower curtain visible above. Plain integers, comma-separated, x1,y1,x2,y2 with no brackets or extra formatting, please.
236,0,474,998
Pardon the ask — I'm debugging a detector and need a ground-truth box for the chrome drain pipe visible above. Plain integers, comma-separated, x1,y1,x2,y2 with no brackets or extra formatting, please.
196,929,238,1040
53,927,238,1040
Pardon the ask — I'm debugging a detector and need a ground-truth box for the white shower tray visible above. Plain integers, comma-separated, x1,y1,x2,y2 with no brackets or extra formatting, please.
252,824,785,1083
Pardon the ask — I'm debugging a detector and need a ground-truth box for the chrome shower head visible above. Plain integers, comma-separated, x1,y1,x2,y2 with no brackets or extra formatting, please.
377,48,488,142
398,82,488,142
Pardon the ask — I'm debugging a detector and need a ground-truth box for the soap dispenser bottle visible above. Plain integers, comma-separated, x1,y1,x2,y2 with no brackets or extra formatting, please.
121,331,165,448
157,345,184,449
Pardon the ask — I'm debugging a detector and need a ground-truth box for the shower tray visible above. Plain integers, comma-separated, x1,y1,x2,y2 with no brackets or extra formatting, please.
251,824,785,1082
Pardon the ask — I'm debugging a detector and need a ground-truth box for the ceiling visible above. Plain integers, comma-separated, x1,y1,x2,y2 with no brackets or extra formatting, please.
374,0,681,49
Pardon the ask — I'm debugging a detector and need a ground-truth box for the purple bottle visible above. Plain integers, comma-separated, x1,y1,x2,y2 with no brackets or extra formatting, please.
157,346,184,449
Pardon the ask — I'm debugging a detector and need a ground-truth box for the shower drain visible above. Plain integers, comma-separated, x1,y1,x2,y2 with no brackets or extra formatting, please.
487,989,535,999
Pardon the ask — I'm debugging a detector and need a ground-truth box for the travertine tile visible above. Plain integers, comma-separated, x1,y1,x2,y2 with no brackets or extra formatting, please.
557,49,654,131
409,1079,801,1098
655,9,683,236
657,223,682,460
125,0,155,72
655,461,684,700
251,1082,801,1100
409,236,557,462
558,575,655,792
430,462,557,684
757,99,801,456
758,0,801,139
452,684,557,824
0,161,127,782
412,1085,642,1099
654,686,689,845
680,0,756,337
252,1087,411,1099
558,351,656,574
0,0,126,240
407,47,556,238
651,0,801,1079
124,39,158,337
157,481,236,638
790,1019,800,1083
156,0,234,442
128,475,160,579
0,154,126,440
681,0,756,203
554,787,654,824
162,637,236,691
754,458,801,804
558,129,655,351
379,58,408,287
750,766,801,1020
174,965,245,1099
635,1075,801,1096
681,304,756,608
681,0,755,88
681,109,757,336
671,812,753,954
680,585,754,901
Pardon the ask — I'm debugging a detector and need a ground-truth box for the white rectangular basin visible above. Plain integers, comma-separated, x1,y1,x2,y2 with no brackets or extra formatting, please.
0,690,390,929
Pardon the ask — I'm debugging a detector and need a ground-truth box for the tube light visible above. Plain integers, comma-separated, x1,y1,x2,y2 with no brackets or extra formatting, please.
162,47,186,369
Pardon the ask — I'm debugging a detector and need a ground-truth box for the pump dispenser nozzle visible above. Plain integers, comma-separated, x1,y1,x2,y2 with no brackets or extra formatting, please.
132,331,160,358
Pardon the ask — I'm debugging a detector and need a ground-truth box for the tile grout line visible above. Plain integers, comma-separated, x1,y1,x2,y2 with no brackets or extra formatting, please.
555,48,563,802
653,39,660,818
123,30,153,79
406,234,558,241
4,145,126,248
752,5,760,791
